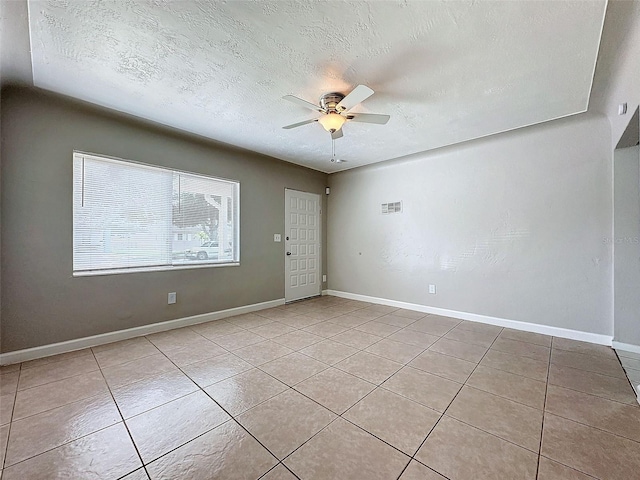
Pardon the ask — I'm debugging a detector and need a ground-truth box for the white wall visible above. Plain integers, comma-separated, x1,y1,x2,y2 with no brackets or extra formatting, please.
590,0,640,148
328,113,612,336
614,145,640,346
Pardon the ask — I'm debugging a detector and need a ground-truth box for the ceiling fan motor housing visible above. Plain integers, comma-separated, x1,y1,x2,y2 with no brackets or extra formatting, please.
320,92,346,113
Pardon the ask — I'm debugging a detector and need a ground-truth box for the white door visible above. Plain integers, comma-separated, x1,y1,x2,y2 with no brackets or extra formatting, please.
285,189,321,302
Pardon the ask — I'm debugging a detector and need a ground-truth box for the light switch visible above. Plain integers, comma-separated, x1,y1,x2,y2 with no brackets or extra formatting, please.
274,234,281,242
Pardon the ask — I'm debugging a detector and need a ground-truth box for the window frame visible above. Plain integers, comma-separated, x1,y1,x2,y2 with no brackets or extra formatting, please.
72,150,240,277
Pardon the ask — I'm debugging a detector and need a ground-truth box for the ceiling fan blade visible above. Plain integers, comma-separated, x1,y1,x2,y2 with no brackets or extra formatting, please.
282,95,325,113
282,118,319,129
347,113,390,125
336,85,374,112
331,128,344,140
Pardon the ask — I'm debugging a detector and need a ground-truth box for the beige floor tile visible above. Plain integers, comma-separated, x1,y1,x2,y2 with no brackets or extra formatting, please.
409,350,476,383
259,352,328,386
302,321,350,338
0,424,8,467
13,370,109,421
327,314,371,327
261,464,298,480
5,392,120,466
0,365,20,375
330,329,383,350
271,330,324,350
548,364,637,405
399,461,447,480
2,423,141,480
204,368,288,416
236,389,336,459
499,328,552,347
126,390,230,463
233,340,293,366
257,308,300,320
350,308,386,320
406,317,459,336
20,349,93,370
0,393,15,426
181,352,253,388
365,338,424,364
444,327,498,348
537,457,596,480
112,370,198,418
92,337,159,368
120,468,150,480
213,330,265,350
355,321,402,337
491,337,550,362
418,416,538,480
446,386,543,452
466,365,546,409
191,319,244,340
146,420,277,479
480,349,549,382
285,417,409,480
294,368,375,414
335,351,403,385
161,337,228,367
101,353,178,389
228,313,275,328
545,384,640,442
382,366,461,412
429,338,488,363
389,309,426,320
456,320,503,335
146,327,204,351
344,387,441,455
250,322,296,339
553,337,617,359
299,339,358,365
17,354,99,391
278,314,323,328
304,309,342,321
551,348,626,378
375,314,419,327
625,367,640,383
387,329,440,349
541,413,640,480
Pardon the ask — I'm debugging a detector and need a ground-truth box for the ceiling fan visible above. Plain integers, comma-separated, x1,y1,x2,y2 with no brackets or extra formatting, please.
282,85,390,140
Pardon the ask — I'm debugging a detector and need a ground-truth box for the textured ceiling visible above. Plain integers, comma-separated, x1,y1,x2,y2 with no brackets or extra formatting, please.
28,0,606,173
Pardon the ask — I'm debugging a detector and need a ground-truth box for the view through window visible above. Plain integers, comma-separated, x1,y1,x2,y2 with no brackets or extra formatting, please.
73,152,239,275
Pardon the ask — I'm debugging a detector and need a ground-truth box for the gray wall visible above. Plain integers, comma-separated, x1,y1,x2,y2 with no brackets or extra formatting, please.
1,87,327,352
328,113,613,336
614,145,640,345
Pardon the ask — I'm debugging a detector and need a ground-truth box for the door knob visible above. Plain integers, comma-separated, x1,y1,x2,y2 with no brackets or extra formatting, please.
286,252,291,256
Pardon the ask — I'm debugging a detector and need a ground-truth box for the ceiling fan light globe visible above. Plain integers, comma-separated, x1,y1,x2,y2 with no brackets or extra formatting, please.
318,113,346,132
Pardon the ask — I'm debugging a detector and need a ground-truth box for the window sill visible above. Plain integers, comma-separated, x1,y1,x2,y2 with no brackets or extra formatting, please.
73,262,240,277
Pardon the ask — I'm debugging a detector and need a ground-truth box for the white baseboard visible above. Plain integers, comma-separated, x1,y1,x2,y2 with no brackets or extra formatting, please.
612,341,640,355
325,290,613,346
0,298,285,366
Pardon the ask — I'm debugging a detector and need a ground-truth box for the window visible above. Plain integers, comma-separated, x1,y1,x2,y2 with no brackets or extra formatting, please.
73,152,239,275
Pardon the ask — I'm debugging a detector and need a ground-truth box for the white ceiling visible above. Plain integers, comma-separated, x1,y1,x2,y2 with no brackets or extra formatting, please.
23,0,606,173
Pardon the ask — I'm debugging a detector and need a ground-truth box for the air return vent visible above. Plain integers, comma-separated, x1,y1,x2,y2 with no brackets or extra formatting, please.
381,201,402,214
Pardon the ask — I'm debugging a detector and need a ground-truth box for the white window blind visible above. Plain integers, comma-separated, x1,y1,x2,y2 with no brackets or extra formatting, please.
73,152,239,275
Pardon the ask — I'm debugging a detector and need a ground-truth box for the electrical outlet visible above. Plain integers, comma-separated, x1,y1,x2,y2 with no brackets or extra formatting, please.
428,284,436,294
322,274,327,282
274,234,281,242
168,292,177,304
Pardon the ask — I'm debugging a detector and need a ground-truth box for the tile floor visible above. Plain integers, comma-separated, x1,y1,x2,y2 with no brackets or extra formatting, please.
1,295,639,479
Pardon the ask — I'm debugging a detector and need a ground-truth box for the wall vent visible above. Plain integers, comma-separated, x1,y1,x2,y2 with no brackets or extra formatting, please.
381,201,402,214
